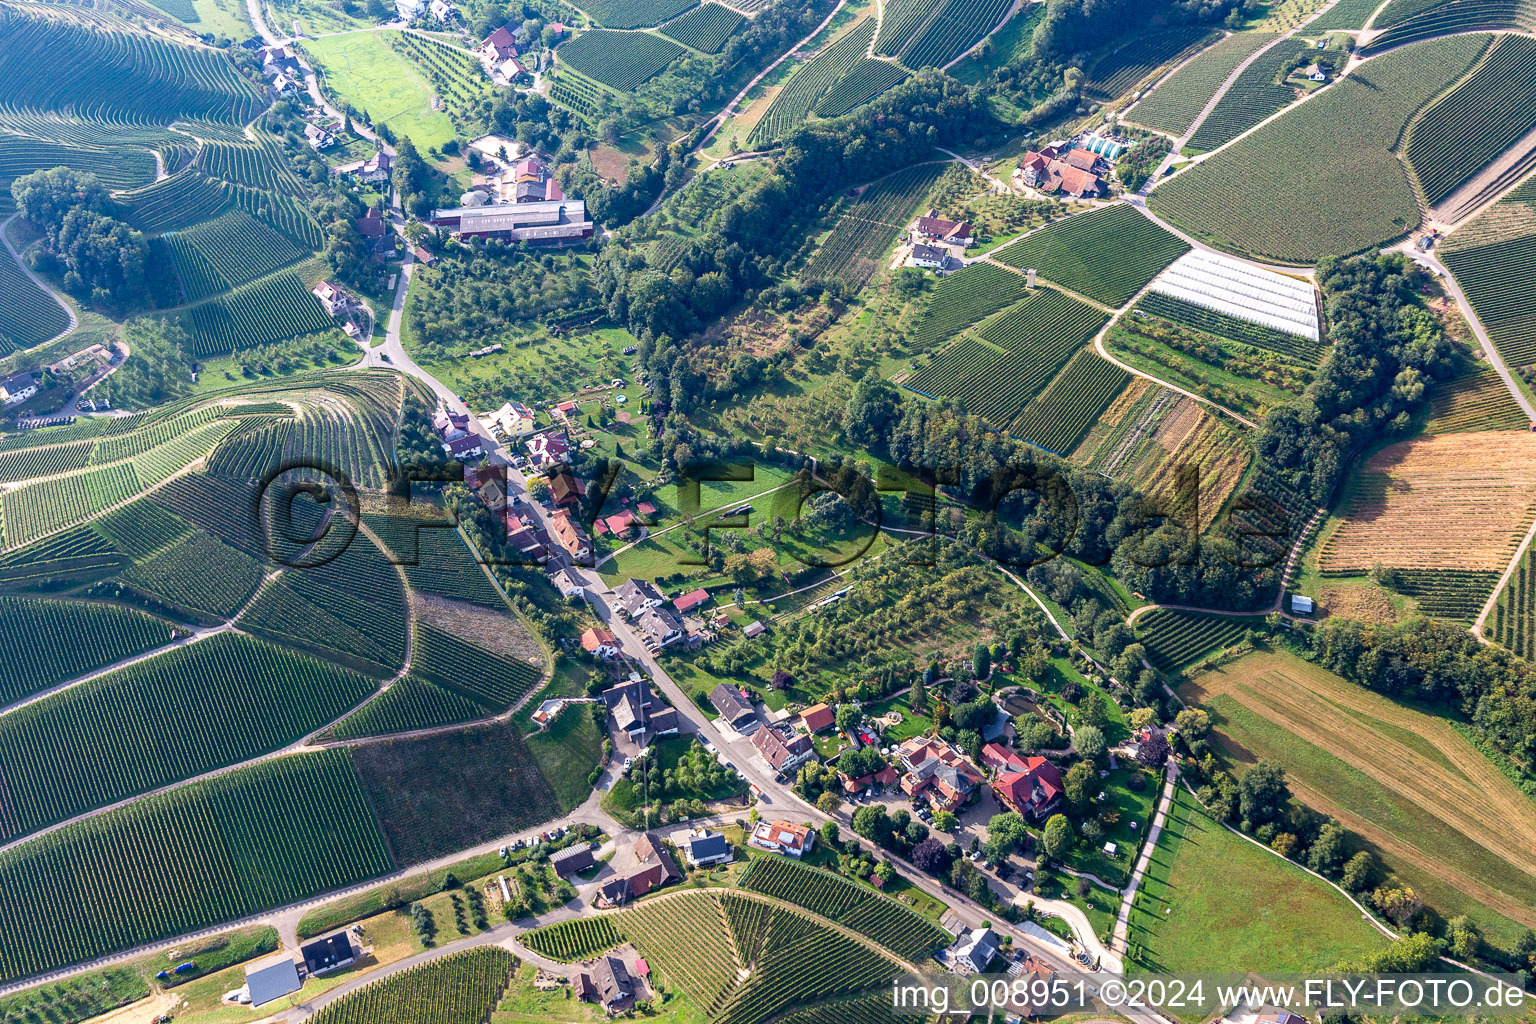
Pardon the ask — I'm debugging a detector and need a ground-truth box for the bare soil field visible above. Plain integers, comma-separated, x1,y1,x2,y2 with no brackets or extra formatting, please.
1183,651,1536,938
1317,431,1536,574
412,592,543,662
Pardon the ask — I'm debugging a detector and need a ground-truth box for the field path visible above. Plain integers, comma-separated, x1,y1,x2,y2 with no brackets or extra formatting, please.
1110,761,1177,954
3,213,79,351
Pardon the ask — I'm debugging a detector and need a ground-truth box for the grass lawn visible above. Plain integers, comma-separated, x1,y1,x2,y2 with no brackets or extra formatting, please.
183,0,251,40
1127,786,1387,977
1032,866,1117,942
1182,650,1536,945
1055,767,1157,887
525,700,604,811
304,31,457,154
866,692,933,743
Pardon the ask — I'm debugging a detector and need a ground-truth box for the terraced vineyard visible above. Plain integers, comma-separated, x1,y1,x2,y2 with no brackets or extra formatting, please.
1008,349,1130,454
659,1,743,52
993,204,1189,306
1085,26,1216,100
1490,545,1536,658
750,20,875,147
739,856,947,961
0,632,375,840
121,168,231,234
894,0,1012,70
1424,366,1528,433
1404,34,1536,206
1308,0,1391,27
872,0,941,55
0,135,157,193
522,918,622,961
0,750,393,984
0,251,71,354
0,440,93,484
179,271,335,356
166,209,309,302
199,138,302,194
1,465,142,549
1149,34,1488,262
555,30,685,92
1137,608,1256,672
1441,233,1536,367
411,621,542,709
1126,32,1276,135
910,261,1029,350
582,0,697,27
1361,0,1536,53
307,949,513,1024
1187,39,1312,152
802,163,946,288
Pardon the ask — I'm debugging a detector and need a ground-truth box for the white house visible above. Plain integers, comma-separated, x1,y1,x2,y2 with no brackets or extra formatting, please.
952,927,999,973
748,820,814,858
304,123,335,150
676,829,733,867
429,0,456,19
311,281,353,316
0,373,39,406
1302,62,1328,82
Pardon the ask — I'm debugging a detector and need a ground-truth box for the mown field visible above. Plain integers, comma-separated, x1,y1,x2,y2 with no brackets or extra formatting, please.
1181,650,1536,943
304,31,457,150
1149,33,1488,262
1126,784,1387,975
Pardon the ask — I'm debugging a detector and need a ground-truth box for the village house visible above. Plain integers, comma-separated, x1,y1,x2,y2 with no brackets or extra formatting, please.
581,627,621,660
477,24,518,66
549,508,591,561
895,736,983,813
615,579,666,618
412,244,436,266
550,842,595,878
476,478,507,512
673,588,710,616
635,605,685,650
799,702,835,734
595,508,638,539
269,71,297,96
497,157,565,205
911,243,959,272
709,683,757,732
1302,62,1328,81
311,281,355,317
0,373,39,407
952,926,999,973
990,753,1063,821
443,433,485,460
913,211,974,248
395,0,424,18
496,56,527,82
304,123,335,150
751,721,817,774
482,400,536,437
598,835,679,906
356,206,390,260
579,956,637,1013
505,512,548,561
748,819,814,858
260,45,300,76
428,0,456,20
839,761,899,795
525,430,571,470
675,828,732,867
1004,954,1057,1018
360,150,393,185
551,567,584,597
548,470,584,508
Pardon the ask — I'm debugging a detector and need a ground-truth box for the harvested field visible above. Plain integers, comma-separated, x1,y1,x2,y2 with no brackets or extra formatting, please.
1182,650,1536,937
1125,398,1251,531
1316,431,1536,574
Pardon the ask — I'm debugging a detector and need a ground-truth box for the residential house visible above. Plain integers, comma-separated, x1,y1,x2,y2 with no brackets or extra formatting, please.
676,828,732,867
673,588,710,616
581,627,621,660
800,702,835,734
299,934,354,976
481,400,537,437
477,24,518,65
261,46,300,75
525,430,571,469
411,244,436,266
981,742,1027,775
615,579,666,618
443,433,485,460
752,721,816,774
895,736,983,813
748,819,814,858
549,508,591,561
635,605,685,650
598,836,679,905
911,243,957,271
304,123,335,150
0,373,39,406
596,508,637,538
311,282,353,317
582,956,636,1013
647,706,679,735
709,683,756,731
601,678,652,714
356,206,389,260
551,567,585,597
244,956,302,1008
549,470,584,508
476,478,507,512
992,756,1063,821
550,842,596,877
395,0,424,17
435,406,470,435
839,762,899,795
428,0,456,19
913,212,974,247
360,151,393,185
1004,954,1056,1018
505,513,548,560
1302,62,1328,81
269,71,298,96
952,927,999,973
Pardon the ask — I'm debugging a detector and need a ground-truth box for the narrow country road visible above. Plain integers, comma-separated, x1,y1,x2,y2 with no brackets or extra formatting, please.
1110,762,1178,954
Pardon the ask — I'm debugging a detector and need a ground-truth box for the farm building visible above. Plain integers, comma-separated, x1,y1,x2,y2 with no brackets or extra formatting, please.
673,588,710,614
1290,595,1315,615
1150,249,1321,340
911,243,960,271
749,819,814,858
1076,134,1130,160
300,933,354,975
584,956,637,1013
0,373,39,406
550,842,596,877
742,620,765,638
430,197,593,243
244,955,301,1007
598,836,679,905
477,24,518,65
800,702,835,733
359,151,392,184
913,212,974,247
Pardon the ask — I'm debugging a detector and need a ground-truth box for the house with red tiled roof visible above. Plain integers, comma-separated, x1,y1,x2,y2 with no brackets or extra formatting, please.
673,588,710,615
992,756,1063,821
752,722,816,773
1014,150,1105,198
894,736,983,812
799,702,835,734
913,211,974,248
1063,147,1106,174
549,471,584,508
981,741,1028,775
477,23,517,64
550,508,590,560
749,819,814,858
581,627,620,659
839,762,899,794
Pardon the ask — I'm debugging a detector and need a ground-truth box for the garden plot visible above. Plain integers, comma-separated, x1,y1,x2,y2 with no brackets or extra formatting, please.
1150,247,1319,340
1317,431,1536,574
